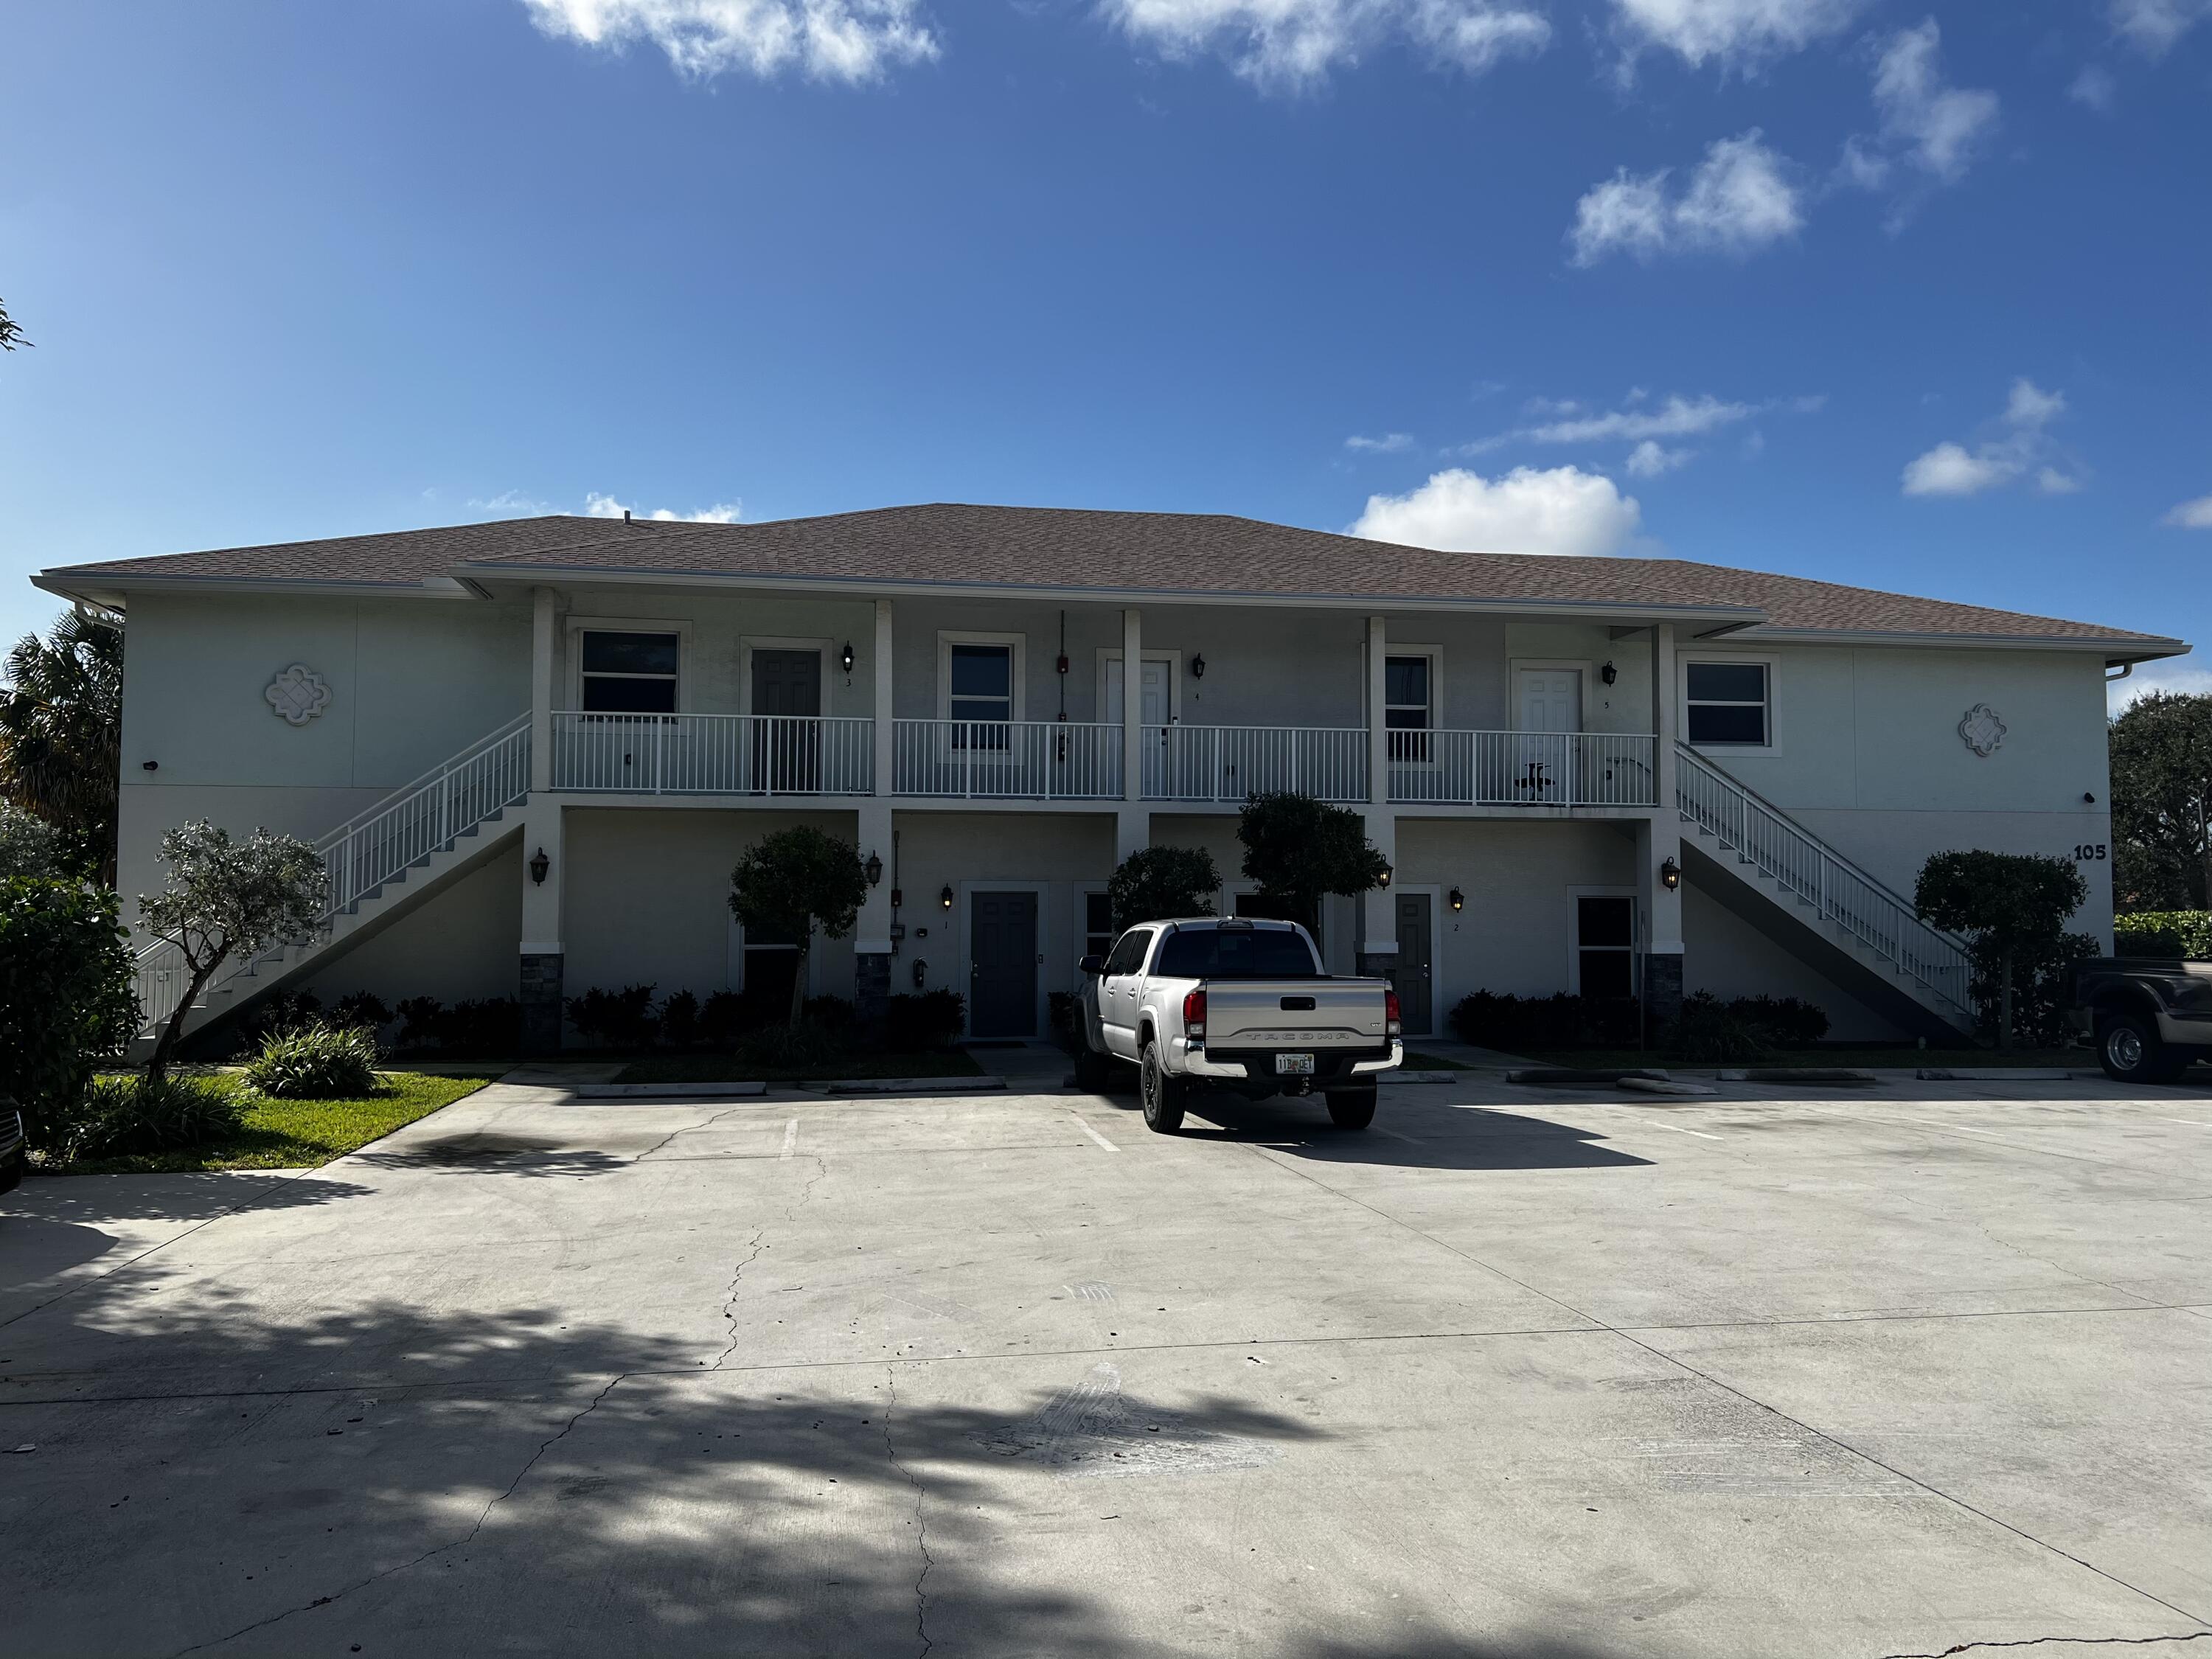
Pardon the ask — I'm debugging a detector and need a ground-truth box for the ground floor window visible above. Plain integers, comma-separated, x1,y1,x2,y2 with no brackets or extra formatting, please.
1576,894,1635,998
1082,891,1113,961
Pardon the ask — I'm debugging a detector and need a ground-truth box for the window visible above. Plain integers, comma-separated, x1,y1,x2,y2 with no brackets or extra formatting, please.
580,630,679,714
1155,926,1321,980
1385,655,1433,762
1576,895,1635,1001
1103,928,1153,978
1083,892,1115,963
1685,661,1770,747
949,643,1013,745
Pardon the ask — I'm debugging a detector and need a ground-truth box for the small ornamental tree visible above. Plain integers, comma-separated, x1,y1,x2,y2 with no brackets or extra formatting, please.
1107,845,1220,933
1913,849,2088,1051
0,876,137,1146
0,801,72,880
139,821,327,1084
728,827,869,1028
1236,791,1390,940
2109,690,2212,911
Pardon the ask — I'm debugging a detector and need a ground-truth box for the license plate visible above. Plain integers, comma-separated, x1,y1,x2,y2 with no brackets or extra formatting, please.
1274,1053,1315,1075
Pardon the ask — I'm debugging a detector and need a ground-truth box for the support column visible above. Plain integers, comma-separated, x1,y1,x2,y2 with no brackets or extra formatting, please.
529,586,556,793
1359,616,1397,980
1640,622,1685,1034
519,803,564,1055
1120,607,1144,808
855,599,896,1042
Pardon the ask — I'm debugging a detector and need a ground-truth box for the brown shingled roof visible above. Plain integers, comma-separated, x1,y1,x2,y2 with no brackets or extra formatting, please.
38,502,2183,650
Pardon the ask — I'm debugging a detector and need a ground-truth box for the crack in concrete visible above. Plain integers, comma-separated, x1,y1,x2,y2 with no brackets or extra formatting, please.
882,1364,934,1658
1885,1632,2212,1657
633,1103,759,1164
162,1371,627,1658
706,1231,770,1371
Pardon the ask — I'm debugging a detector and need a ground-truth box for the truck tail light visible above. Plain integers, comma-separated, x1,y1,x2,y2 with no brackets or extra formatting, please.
1183,987,1206,1040
1385,989,1402,1038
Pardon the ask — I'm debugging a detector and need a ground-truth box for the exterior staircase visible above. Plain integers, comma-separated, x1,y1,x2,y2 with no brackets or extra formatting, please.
1674,741,1978,1042
129,714,532,1057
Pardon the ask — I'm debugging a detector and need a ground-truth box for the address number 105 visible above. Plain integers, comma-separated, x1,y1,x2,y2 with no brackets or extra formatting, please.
2073,843,2108,861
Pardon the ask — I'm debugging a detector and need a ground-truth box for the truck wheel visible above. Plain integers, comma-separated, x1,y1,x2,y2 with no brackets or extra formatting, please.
1140,1043,1186,1135
1073,1043,1113,1093
1326,1086,1377,1130
2098,1012,2185,1084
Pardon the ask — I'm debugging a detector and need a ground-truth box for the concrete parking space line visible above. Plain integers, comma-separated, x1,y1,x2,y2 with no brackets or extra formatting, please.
1640,1118,1724,1141
1069,1113,1120,1152
1372,1126,1424,1144
779,1119,799,1160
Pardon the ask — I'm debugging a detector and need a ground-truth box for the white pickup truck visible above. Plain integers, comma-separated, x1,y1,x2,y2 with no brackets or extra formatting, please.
1074,916,1402,1133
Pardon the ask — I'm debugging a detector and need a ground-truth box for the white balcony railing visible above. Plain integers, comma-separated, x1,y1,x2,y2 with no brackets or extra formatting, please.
551,712,874,796
892,719,1121,799
1145,725,1368,804
1388,731,1656,807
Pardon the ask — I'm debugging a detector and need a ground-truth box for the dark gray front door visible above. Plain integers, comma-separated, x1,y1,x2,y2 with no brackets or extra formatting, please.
1394,894,1433,1037
751,650,821,792
970,891,1038,1038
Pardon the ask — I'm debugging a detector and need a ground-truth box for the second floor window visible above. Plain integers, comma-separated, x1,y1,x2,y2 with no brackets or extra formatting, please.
1685,661,1770,746
950,643,1014,730
1386,654,1432,762
580,630,679,714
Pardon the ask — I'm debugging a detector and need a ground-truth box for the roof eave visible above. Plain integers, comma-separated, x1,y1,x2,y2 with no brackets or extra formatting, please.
31,571,483,609
1719,625,2191,661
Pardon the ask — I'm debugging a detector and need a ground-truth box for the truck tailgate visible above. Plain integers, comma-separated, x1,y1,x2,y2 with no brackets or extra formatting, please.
1202,981,1389,1049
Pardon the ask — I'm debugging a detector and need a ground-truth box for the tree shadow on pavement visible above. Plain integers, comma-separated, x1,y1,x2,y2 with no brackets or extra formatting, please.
4,1169,370,1225
349,1131,633,1179
1166,1097,1655,1172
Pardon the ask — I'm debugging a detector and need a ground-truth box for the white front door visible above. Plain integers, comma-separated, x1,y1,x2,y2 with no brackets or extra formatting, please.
1105,656,1173,793
1514,668,1582,802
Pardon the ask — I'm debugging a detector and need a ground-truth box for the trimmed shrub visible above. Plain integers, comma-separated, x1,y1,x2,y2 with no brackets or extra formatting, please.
1727,995,1830,1046
237,991,325,1047
2114,911,2212,959
1047,991,1082,1054
386,995,521,1058
1447,990,1639,1051
888,990,966,1051
46,1073,245,1161
244,1021,381,1099
734,1021,846,1070
659,990,700,1049
565,984,659,1050
1967,931,2099,1050
331,991,394,1032
0,877,139,1147
1670,992,1773,1064
803,994,858,1032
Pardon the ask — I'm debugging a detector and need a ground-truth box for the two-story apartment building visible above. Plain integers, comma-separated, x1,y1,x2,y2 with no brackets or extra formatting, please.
34,505,2186,1054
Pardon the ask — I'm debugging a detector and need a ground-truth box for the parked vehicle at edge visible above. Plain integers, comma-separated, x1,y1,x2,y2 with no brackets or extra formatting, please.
1075,917,1402,1133
2068,956,2212,1084
0,1102,24,1194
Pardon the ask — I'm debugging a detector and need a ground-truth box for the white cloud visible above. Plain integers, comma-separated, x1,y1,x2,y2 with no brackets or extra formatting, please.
1569,131,1803,265
2110,0,2212,55
2110,658,2211,712
1345,431,1415,453
1626,440,1694,477
518,0,939,83
585,491,744,523
2068,64,2118,111
2163,493,2212,529
1902,378,2076,499
1101,0,1549,88
1865,20,1999,186
1607,0,1863,69
468,489,556,515
1350,465,1643,556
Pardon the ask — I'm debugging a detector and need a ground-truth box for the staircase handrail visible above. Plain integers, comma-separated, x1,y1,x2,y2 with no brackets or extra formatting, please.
1674,740,1974,1010
129,714,534,1037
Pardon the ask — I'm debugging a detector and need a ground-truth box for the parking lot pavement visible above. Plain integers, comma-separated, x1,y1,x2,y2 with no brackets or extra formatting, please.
4,1071,2210,1658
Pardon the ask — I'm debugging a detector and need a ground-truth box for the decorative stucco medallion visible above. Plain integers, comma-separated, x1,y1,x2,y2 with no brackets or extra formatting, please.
265,664,333,727
1958,703,2006,757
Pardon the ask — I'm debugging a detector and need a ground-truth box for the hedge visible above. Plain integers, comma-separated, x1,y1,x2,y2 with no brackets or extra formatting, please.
2113,911,2212,959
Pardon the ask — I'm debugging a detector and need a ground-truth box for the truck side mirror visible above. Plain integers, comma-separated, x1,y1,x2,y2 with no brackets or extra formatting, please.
1079,954,1106,976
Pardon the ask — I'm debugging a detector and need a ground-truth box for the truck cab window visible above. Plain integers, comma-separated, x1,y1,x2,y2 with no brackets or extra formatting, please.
1155,928,1321,979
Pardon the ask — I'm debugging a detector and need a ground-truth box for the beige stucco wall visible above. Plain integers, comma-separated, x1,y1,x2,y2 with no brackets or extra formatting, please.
299,841,525,1009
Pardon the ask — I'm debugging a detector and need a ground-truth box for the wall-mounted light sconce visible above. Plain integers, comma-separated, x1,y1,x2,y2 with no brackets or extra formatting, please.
529,847,552,886
1192,654,1207,680
1377,863,1393,888
142,760,159,772
1659,856,1681,892
840,641,855,683
1600,661,1618,686
864,851,883,886
1448,887,1464,912
939,883,955,911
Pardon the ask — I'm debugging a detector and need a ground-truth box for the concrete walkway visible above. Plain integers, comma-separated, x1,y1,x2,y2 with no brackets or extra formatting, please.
4,1068,2210,1657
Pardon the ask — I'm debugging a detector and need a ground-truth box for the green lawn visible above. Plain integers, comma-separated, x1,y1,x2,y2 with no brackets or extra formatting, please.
46,1071,490,1175
1517,1048,2087,1071
1396,1050,1472,1070
612,1051,987,1085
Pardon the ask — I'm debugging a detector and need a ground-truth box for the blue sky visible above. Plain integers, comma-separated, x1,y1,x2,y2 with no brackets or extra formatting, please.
3,0,2207,700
